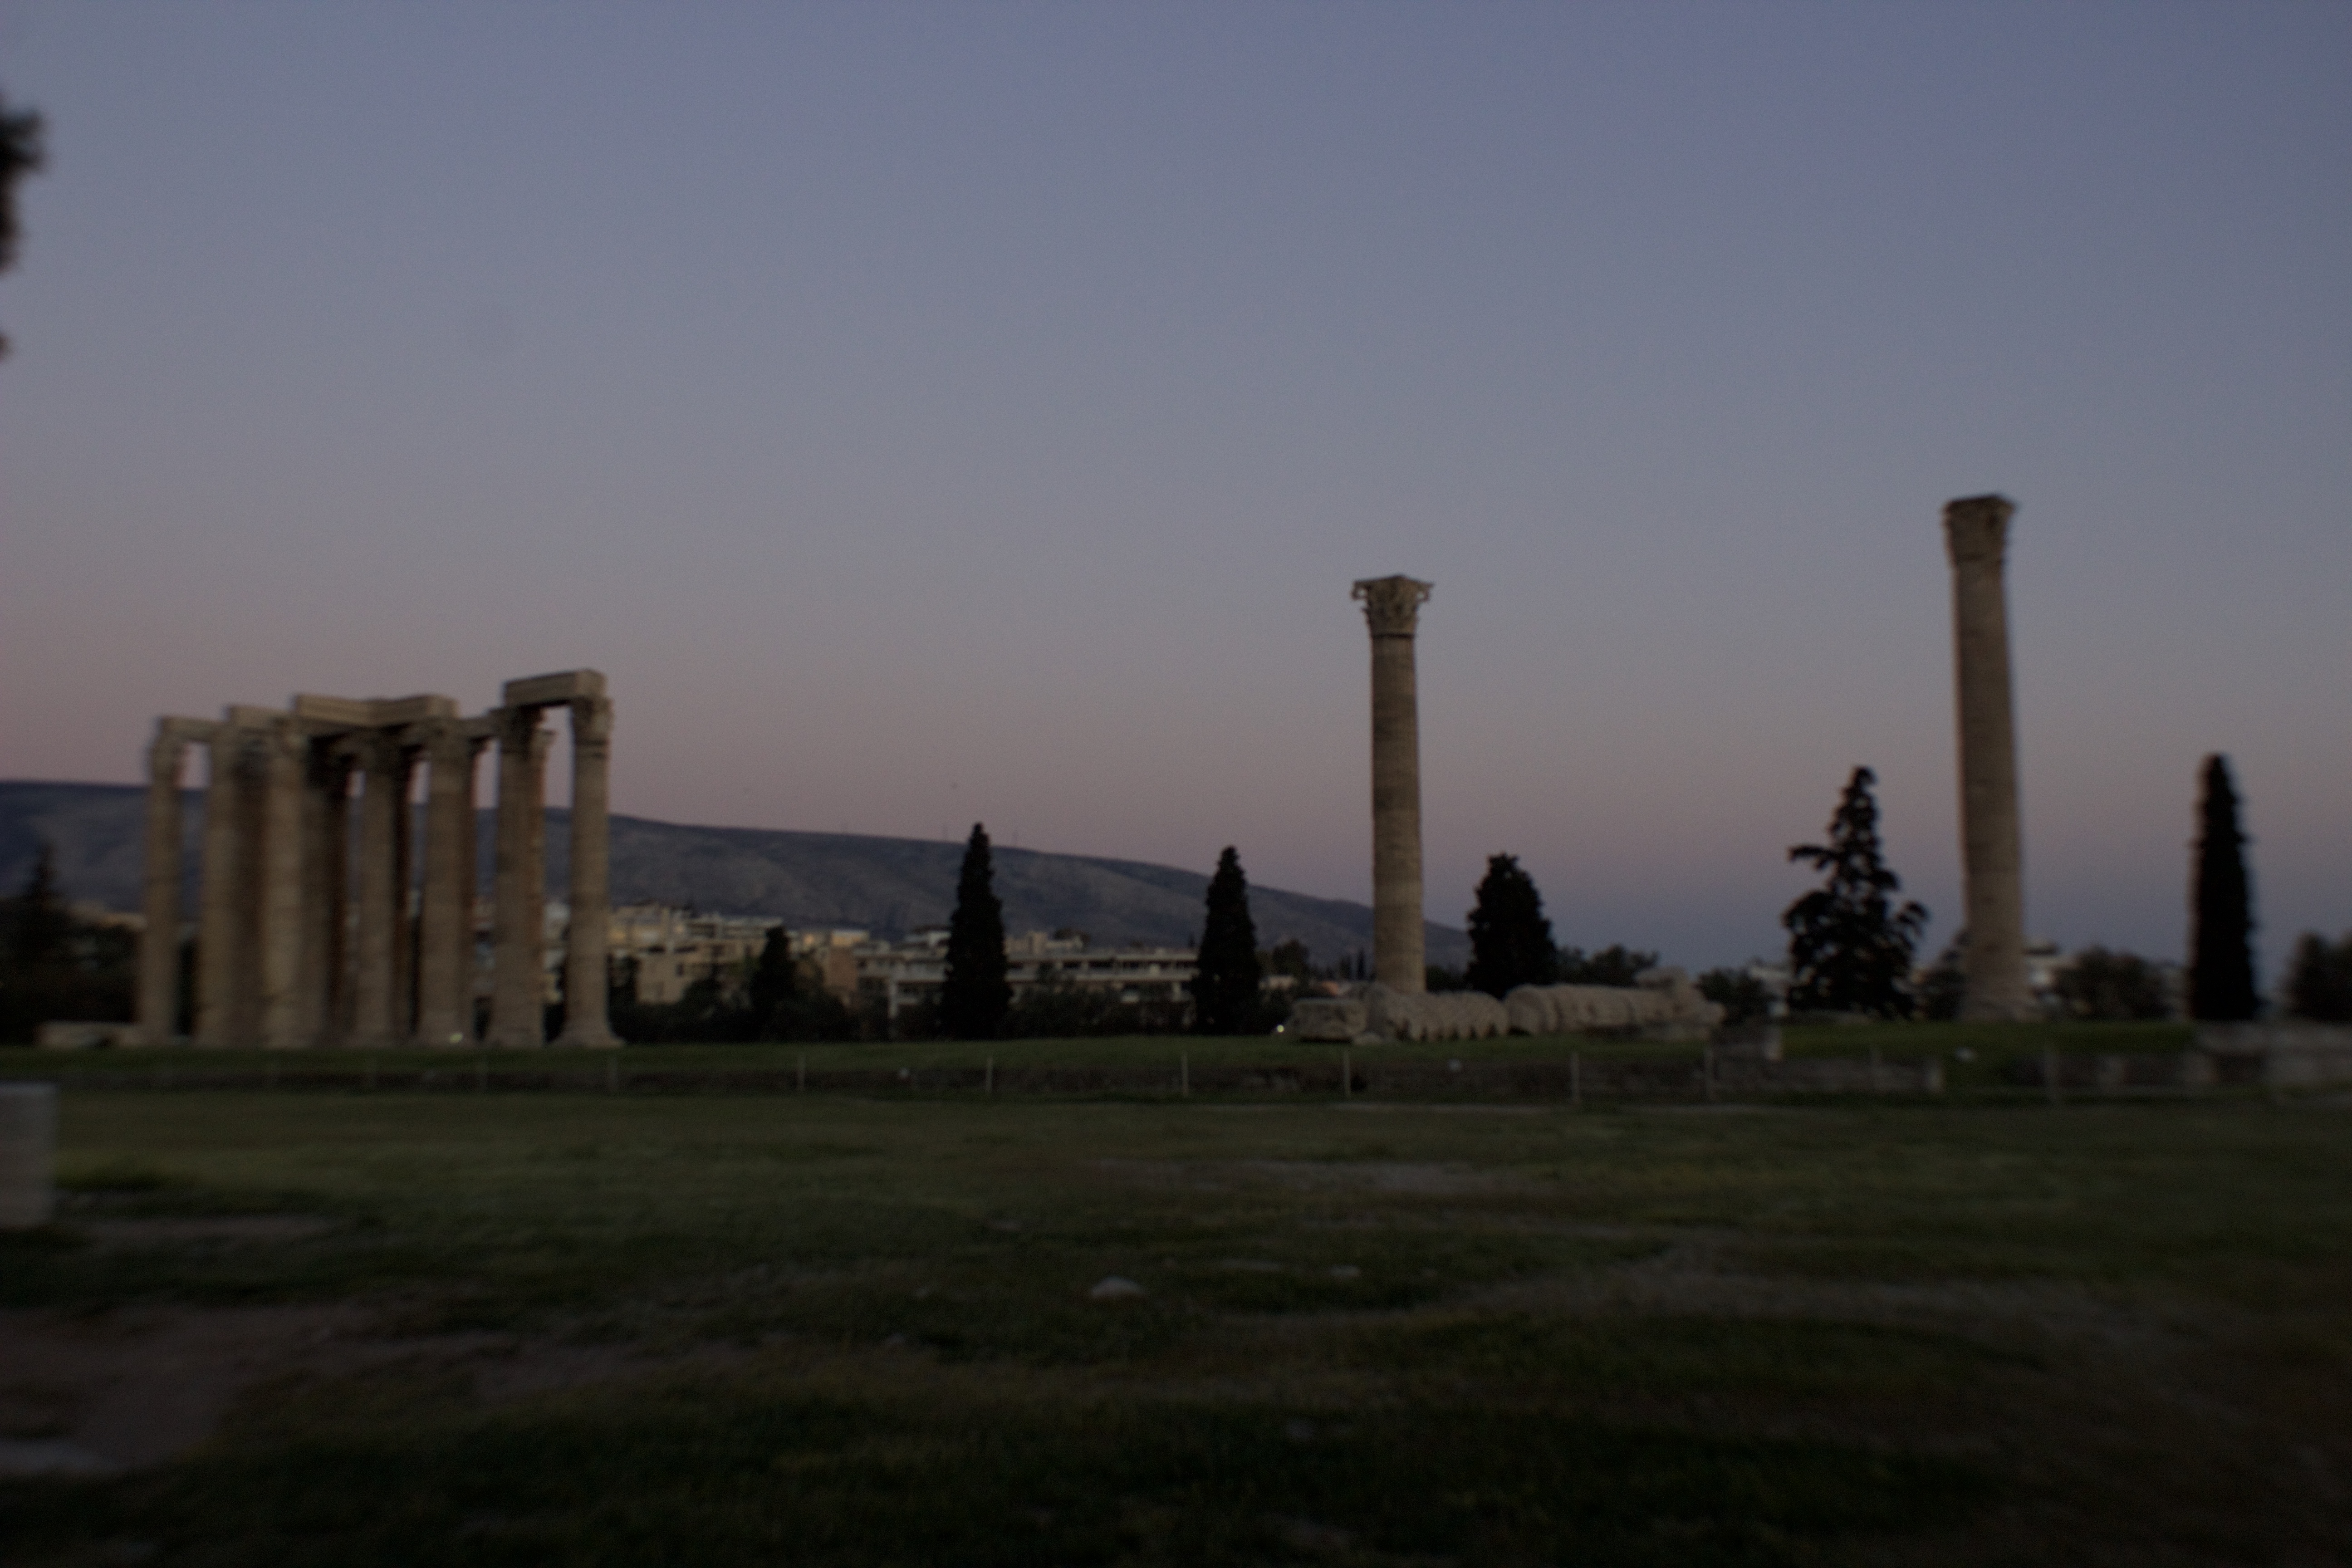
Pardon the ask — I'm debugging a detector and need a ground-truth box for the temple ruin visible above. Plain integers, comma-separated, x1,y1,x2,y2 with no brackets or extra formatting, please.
134,670,617,1049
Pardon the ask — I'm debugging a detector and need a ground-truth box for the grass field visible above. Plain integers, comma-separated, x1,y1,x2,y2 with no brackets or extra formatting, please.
2,1053,2346,1565
9,1018,2197,1090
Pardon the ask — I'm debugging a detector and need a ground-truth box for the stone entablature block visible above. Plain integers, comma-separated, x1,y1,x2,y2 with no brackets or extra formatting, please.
502,669,606,709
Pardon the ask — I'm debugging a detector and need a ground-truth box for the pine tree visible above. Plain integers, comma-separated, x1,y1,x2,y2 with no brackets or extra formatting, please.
939,822,1010,1040
2189,755,2258,1021
1191,847,1262,1034
1465,854,1556,998
1782,767,1928,1018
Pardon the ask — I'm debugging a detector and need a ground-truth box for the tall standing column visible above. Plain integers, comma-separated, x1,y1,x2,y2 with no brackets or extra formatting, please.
414,721,478,1046
136,722,191,1045
555,695,619,1048
489,709,551,1048
1943,495,2032,1022
194,727,253,1046
389,739,420,1041
1354,576,1434,994
349,732,407,1049
255,720,309,1048
297,745,351,1045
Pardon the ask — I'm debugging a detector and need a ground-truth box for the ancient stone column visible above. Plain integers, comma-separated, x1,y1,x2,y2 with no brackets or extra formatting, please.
297,744,352,1046
554,695,620,1048
414,721,479,1047
255,720,309,1048
389,740,420,1041
194,726,255,1047
137,721,191,1045
349,731,409,1049
489,710,551,1048
1943,495,2032,1022
1353,576,1434,994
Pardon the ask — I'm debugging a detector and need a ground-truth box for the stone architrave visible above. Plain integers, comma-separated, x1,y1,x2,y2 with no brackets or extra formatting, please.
1943,495,2032,1022
136,720,200,1044
413,720,480,1047
488,708,551,1048
1353,576,1434,994
554,694,619,1048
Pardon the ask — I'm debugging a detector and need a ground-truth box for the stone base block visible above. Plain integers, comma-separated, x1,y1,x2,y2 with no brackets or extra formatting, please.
0,1083,58,1230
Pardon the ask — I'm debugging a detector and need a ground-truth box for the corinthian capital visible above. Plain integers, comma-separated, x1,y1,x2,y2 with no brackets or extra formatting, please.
569,695,613,749
1352,575,1433,637
1942,495,2015,568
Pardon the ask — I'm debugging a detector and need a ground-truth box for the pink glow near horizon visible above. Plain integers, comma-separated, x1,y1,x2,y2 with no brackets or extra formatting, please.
2,3,2345,978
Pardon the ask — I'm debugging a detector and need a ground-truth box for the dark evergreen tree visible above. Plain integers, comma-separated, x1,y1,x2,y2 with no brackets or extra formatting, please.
2189,755,2258,1021
939,822,1010,1040
1782,767,1928,1018
2284,932,2352,1022
1465,854,1556,997
1191,847,1263,1034
0,88,44,358
746,926,799,1040
0,842,133,1043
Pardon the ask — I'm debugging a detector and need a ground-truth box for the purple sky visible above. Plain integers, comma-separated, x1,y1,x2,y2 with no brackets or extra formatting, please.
2,2,2346,980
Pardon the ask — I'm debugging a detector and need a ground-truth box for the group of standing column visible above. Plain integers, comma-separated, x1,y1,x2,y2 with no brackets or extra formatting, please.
1348,495,2032,1025
134,670,617,1049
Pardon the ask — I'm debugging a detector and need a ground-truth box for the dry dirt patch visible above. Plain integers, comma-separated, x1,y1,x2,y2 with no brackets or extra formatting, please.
0,1304,757,1477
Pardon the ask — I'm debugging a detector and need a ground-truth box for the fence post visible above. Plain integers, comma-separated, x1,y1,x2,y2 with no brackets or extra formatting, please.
1342,1049,1352,1100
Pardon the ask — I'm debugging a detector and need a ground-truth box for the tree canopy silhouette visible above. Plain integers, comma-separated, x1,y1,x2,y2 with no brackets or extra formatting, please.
1191,846,1262,1034
1782,767,1928,1018
0,87,45,358
1465,854,1555,997
2189,755,2258,1021
939,823,1010,1039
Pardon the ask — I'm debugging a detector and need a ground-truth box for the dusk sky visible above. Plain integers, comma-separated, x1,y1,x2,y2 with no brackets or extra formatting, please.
2,3,2345,980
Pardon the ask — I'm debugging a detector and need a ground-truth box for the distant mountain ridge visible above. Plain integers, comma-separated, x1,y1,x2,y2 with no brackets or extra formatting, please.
0,780,1468,968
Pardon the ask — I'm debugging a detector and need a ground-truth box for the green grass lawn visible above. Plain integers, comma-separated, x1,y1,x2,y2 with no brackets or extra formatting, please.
10,1018,2197,1085
3,1080,2343,1565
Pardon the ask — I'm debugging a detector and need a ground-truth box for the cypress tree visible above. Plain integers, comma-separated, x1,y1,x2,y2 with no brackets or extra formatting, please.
1782,767,1928,1019
2189,755,2258,1021
1191,847,1262,1034
939,822,1010,1040
746,926,798,1041
1465,854,1557,998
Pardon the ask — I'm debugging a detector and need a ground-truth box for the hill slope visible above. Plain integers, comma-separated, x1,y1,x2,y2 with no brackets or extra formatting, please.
0,780,1467,968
